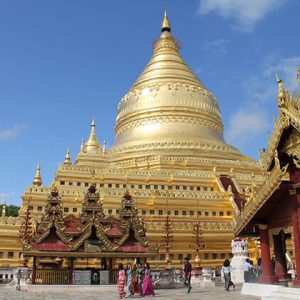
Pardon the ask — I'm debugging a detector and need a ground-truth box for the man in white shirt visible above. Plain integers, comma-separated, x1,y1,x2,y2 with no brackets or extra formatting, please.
244,259,252,282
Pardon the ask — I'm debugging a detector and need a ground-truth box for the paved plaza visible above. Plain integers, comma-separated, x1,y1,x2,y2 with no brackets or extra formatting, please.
0,285,259,300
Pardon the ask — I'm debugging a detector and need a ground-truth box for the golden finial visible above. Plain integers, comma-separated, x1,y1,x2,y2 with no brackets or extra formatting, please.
227,184,232,194
102,139,106,155
80,138,85,153
124,189,131,197
85,119,101,153
276,72,285,91
33,163,42,186
161,7,171,32
64,146,72,166
51,181,58,191
275,72,281,84
276,72,285,107
212,166,217,176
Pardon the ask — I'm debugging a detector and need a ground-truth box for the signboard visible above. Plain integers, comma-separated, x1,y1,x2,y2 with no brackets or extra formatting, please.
73,270,92,285
73,270,82,285
99,270,109,285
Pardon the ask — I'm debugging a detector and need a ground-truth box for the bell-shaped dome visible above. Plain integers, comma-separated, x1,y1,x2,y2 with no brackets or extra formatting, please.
112,12,244,162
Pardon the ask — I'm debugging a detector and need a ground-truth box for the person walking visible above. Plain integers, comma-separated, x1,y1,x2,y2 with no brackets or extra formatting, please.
132,264,140,295
126,263,135,297
221,258,235,291
249,260,257,283
117,263,127,299
143,263,155,296
183,257,192,293
244,258,251,282
137,263,144,296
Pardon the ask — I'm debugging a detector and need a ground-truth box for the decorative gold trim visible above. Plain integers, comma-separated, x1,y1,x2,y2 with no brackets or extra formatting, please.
234,163,289,235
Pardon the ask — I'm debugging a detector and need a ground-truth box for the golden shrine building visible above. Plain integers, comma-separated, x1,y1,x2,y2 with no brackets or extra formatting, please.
0,11,300,285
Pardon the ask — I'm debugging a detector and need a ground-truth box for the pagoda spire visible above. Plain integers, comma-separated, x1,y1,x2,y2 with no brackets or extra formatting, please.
85,119,101,154
161,8,171,32
102,139,107,155
80,138,85,153
1,198,6,217
64,146,72,166
81,183,105,219
33,163,42,186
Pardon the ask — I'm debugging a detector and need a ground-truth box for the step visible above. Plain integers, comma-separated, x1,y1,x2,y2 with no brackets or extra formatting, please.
278,287,300,295
262,297,299,300
262,290,300,300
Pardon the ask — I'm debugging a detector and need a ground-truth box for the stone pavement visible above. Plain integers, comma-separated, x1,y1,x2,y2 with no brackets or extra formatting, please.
0,285,259,300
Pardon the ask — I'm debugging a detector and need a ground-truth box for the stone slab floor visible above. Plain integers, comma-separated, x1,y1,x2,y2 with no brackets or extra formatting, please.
0,285,259,300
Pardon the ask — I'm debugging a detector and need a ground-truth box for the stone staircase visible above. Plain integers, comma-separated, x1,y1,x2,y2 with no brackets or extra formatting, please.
262,286,300,300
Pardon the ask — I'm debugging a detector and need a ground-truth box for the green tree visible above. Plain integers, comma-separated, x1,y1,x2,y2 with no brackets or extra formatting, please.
0,204,20,217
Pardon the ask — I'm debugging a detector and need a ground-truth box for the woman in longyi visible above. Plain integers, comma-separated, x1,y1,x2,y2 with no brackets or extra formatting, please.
117,263,127,299
142,263,155,296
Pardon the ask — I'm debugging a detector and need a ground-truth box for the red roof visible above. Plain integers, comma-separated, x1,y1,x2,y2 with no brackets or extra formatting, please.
64,218,82,234
117,241,149,253
219,175,244,210
33,240,70,251
106,222,123,236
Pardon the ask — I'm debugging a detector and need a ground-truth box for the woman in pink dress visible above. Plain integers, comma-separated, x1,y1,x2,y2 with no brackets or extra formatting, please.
142,263,155,296
117,263,127,299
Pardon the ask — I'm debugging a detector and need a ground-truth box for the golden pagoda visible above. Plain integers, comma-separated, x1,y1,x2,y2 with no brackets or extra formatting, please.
0,11,264,276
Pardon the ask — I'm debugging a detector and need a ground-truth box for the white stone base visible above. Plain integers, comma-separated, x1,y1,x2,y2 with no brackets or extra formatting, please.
241,283,280,297
262,286,300,300
241,282,300,299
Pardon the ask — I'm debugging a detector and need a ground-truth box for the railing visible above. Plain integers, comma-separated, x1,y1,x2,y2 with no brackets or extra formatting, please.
35,269,71,285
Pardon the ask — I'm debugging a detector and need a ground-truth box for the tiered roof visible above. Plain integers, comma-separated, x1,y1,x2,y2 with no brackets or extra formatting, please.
234,70,300,235
25,184,151,256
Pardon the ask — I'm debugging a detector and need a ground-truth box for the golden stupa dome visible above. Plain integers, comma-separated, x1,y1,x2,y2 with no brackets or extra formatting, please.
112,12,248,163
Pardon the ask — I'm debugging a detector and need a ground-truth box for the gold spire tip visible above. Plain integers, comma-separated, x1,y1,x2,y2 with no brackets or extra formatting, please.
161,8,171,32
275,72,281,83
33,162,42,186
64,146,71,165
51,181,58,190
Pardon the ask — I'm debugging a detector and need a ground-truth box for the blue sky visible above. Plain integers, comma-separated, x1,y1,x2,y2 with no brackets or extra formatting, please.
0,0,299,205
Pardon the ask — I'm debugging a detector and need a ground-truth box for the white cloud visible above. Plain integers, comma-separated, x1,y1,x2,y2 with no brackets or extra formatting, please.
0,124,27,141
226,55,299,151
202,38,229,54
263,56,300,92
226,108,270,149
198,0,286,32
244,55,300,103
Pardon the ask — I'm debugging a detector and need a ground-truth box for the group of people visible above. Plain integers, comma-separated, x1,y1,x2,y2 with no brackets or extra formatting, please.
117,257,193,298
244,258,259,283
117,262,155,298
221,257,261,292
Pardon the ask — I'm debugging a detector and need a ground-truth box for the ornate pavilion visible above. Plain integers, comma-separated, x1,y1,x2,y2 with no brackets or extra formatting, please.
234,75,300,286
1,10,299,285
20,182,153,284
